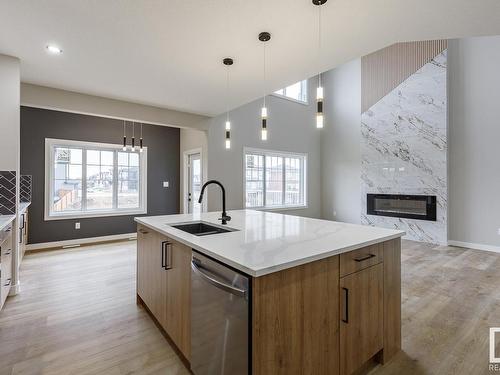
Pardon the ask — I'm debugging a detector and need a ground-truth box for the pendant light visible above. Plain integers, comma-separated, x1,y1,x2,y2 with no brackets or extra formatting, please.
139,123,144,153
131,122,136,151
259,32,271,141
313,0,327,128
223,57,234,149
122,120,127,151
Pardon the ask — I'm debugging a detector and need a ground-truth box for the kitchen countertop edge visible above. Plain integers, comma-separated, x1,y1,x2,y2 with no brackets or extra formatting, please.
134,211,405,277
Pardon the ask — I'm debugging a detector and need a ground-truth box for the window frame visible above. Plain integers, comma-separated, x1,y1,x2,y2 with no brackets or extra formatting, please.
272,79,309,105
44,138,148,221
243,147,308,211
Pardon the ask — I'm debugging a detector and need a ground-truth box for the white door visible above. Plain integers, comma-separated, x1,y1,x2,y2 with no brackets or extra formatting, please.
187,153,202,214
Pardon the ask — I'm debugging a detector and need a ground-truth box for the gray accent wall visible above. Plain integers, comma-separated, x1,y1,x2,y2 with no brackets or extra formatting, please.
21,107,180,244
207,78,322,219
448,37,500,248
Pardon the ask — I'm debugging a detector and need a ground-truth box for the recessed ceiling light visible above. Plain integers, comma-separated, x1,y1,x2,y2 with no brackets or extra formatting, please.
46,45,63,54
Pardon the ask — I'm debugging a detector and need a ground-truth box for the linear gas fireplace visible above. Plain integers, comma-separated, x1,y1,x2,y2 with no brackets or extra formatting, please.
367,194,437,221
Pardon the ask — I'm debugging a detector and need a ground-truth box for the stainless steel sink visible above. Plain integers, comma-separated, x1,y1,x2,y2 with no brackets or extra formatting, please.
170,221,238,236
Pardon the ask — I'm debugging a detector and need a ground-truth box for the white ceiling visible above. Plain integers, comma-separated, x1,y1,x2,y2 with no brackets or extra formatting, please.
1,0,500,117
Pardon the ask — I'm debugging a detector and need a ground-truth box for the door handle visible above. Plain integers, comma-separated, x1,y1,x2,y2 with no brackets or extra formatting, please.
354,253,376,262
191,259,246,297
161,241,173,270
342,287,349,323
4,278,11,287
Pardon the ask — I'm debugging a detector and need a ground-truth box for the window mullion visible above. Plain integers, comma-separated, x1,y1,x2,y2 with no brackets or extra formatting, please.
282,157,286,206
113,150,118,209
82,147,87,212
262,154,266,208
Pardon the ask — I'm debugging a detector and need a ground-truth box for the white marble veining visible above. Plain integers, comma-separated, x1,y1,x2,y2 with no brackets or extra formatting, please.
135,210,404,277
0,215,15,231
361,50,447,244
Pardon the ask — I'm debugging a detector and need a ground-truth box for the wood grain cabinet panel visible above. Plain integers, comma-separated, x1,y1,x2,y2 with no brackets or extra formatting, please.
164,239,191,360
382,238,402,363
252,256,340,375
340,263,384,375
136,225,191,361
339,243,383,277
136,225,168,329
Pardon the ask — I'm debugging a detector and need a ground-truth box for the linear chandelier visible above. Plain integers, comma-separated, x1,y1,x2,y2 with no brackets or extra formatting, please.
223,57,234,149
314,0,327,129
121,120,143,152
259,31,271,141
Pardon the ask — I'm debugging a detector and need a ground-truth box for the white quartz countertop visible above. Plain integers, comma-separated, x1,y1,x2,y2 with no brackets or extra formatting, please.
135,210,405,277
19,201,31,214
0,215,15,231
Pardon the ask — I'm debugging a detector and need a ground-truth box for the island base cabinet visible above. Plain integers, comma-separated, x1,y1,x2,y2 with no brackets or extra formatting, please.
164,239,191,360
137,225,167,328
340,263,384,375
136,225,191,361
252,256,340,375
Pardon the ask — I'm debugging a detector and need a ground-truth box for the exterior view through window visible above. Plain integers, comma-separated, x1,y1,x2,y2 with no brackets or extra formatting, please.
244,148,307,209
274,79,308,103
45,138,147,219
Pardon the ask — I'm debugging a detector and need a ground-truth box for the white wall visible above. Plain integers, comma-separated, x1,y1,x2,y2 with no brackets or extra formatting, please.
448,36,500,248
207,78,322,218
21,83,210,131
321,59,362,223
0,54,21,294
180,128,208,213
0,55,20,171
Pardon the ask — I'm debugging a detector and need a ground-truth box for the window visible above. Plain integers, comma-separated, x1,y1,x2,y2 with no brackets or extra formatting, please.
45,138,147,220
244,148,307,209
274,79,308,104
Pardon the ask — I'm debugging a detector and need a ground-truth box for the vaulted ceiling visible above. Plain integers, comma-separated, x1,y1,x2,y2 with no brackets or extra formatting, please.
1,0,500,117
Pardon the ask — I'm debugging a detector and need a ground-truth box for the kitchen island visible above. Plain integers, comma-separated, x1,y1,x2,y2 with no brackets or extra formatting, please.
135,209,404,375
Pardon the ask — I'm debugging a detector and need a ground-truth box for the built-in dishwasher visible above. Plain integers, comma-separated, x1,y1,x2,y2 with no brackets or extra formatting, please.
191,251,249,375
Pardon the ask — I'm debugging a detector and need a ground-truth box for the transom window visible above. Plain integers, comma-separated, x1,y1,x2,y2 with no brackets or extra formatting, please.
244,148,307,209
45,138,147,220
274,80,308,104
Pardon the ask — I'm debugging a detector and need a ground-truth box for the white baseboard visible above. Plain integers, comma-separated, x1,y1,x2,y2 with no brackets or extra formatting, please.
447,240,500,254
26,232,137,251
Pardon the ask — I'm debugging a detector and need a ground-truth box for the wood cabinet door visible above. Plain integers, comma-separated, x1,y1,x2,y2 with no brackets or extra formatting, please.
165,240,191,360
340,263,383,375
137,226,168,329
136,225,152,303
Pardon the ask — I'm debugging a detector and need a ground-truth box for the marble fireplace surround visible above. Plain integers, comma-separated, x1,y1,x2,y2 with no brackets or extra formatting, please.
360,49,448,244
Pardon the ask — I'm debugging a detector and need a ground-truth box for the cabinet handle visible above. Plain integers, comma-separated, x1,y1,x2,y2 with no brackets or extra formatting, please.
354,253,376,262
20,214,25,229
342,287,349,323
161,241,166,269
4,278,11,287
165,242,173,270
161,241,173,270
138,229,149,234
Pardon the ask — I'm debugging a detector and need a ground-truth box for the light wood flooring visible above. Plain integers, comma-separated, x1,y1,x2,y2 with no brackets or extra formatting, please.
1,240,499,374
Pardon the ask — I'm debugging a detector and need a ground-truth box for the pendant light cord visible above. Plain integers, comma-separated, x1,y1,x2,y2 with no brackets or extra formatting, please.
226,65,230,122
263,42,267,107
318,2,322,87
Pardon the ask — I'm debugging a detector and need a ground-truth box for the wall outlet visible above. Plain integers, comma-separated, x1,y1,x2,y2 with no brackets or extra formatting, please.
163,181,169,188
497,228,500,236
333,210,337,217
75,222,80,230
